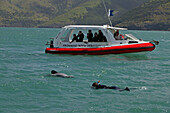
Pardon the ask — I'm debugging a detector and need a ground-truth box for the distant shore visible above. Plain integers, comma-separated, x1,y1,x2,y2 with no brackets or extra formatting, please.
0,25,169,31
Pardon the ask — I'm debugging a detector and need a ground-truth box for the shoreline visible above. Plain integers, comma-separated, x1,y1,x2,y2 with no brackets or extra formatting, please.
0,26,169,31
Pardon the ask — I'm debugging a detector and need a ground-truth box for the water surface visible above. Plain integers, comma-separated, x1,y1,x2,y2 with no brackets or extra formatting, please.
0,27,169,113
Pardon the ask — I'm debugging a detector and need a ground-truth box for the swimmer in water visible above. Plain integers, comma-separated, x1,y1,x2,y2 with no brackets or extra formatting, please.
92,82,130,91
49,70,74,78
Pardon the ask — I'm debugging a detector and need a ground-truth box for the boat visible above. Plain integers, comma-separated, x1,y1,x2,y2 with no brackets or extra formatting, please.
45,25,158,55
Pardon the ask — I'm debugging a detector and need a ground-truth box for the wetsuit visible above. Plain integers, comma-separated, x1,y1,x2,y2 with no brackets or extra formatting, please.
94,84,130,91
95,84,120,89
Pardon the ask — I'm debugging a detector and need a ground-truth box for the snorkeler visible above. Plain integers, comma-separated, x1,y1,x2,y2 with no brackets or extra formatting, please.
49,70,74,78
92,81,130,91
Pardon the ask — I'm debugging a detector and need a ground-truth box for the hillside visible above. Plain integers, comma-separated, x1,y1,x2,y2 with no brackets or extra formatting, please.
0,0,149,27
115,0,170,30
40,0,150,27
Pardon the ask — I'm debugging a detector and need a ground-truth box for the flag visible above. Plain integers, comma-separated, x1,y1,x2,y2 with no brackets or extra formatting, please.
108,9,114,16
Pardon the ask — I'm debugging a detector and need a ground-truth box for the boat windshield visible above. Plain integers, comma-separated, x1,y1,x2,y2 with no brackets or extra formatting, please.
59,28,71,42
124,34,139,40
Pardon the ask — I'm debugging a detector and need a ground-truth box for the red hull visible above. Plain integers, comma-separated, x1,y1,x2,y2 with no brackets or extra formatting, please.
45,43,155,55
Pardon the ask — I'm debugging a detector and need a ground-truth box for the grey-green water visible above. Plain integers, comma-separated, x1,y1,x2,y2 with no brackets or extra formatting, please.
0,27,169,113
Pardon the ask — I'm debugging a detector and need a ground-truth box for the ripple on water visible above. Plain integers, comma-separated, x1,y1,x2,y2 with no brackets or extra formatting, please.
0,28,170,113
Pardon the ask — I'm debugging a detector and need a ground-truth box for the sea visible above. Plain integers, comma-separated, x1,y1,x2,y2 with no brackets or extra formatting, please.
0,27,169,113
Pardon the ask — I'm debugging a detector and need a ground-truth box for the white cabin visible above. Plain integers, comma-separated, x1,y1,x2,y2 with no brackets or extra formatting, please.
52,25,146,48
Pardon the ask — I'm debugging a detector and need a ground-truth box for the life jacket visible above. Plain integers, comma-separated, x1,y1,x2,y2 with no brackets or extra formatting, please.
120,34,124,39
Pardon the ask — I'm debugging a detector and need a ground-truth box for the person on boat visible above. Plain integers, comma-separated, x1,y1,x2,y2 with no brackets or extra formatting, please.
98,30,104,41
71,34,78,42
114,30,124,40
99,35,107,42
87,30,93,42
98,30,107,42
50,40,54,48
77,31,84,42
91,82,130,91
114,30,120,40
102,36,107,42
50,70,74,78
93,32,99,42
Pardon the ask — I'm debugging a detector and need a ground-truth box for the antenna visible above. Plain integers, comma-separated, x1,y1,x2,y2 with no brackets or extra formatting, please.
101,0,113,26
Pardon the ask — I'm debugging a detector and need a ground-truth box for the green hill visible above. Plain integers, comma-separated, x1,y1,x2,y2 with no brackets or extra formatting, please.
0,0,149,27
115,0,170,30
39,0,150,27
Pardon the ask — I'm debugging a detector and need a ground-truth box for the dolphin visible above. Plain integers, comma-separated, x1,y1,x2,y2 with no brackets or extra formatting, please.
49,70,74,78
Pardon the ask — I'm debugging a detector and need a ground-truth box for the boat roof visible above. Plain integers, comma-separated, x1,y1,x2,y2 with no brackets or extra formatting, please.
63,25,127,30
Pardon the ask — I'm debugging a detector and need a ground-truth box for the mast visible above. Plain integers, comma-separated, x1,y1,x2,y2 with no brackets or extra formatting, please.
101,0,113,26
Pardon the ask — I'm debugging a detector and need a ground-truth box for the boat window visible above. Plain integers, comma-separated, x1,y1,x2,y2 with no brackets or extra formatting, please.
69,29,107,42
124,34,139,40
106,29,114,41
108,29,116,35
70,29,87,41
108,29,128,40
59,29,72,42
